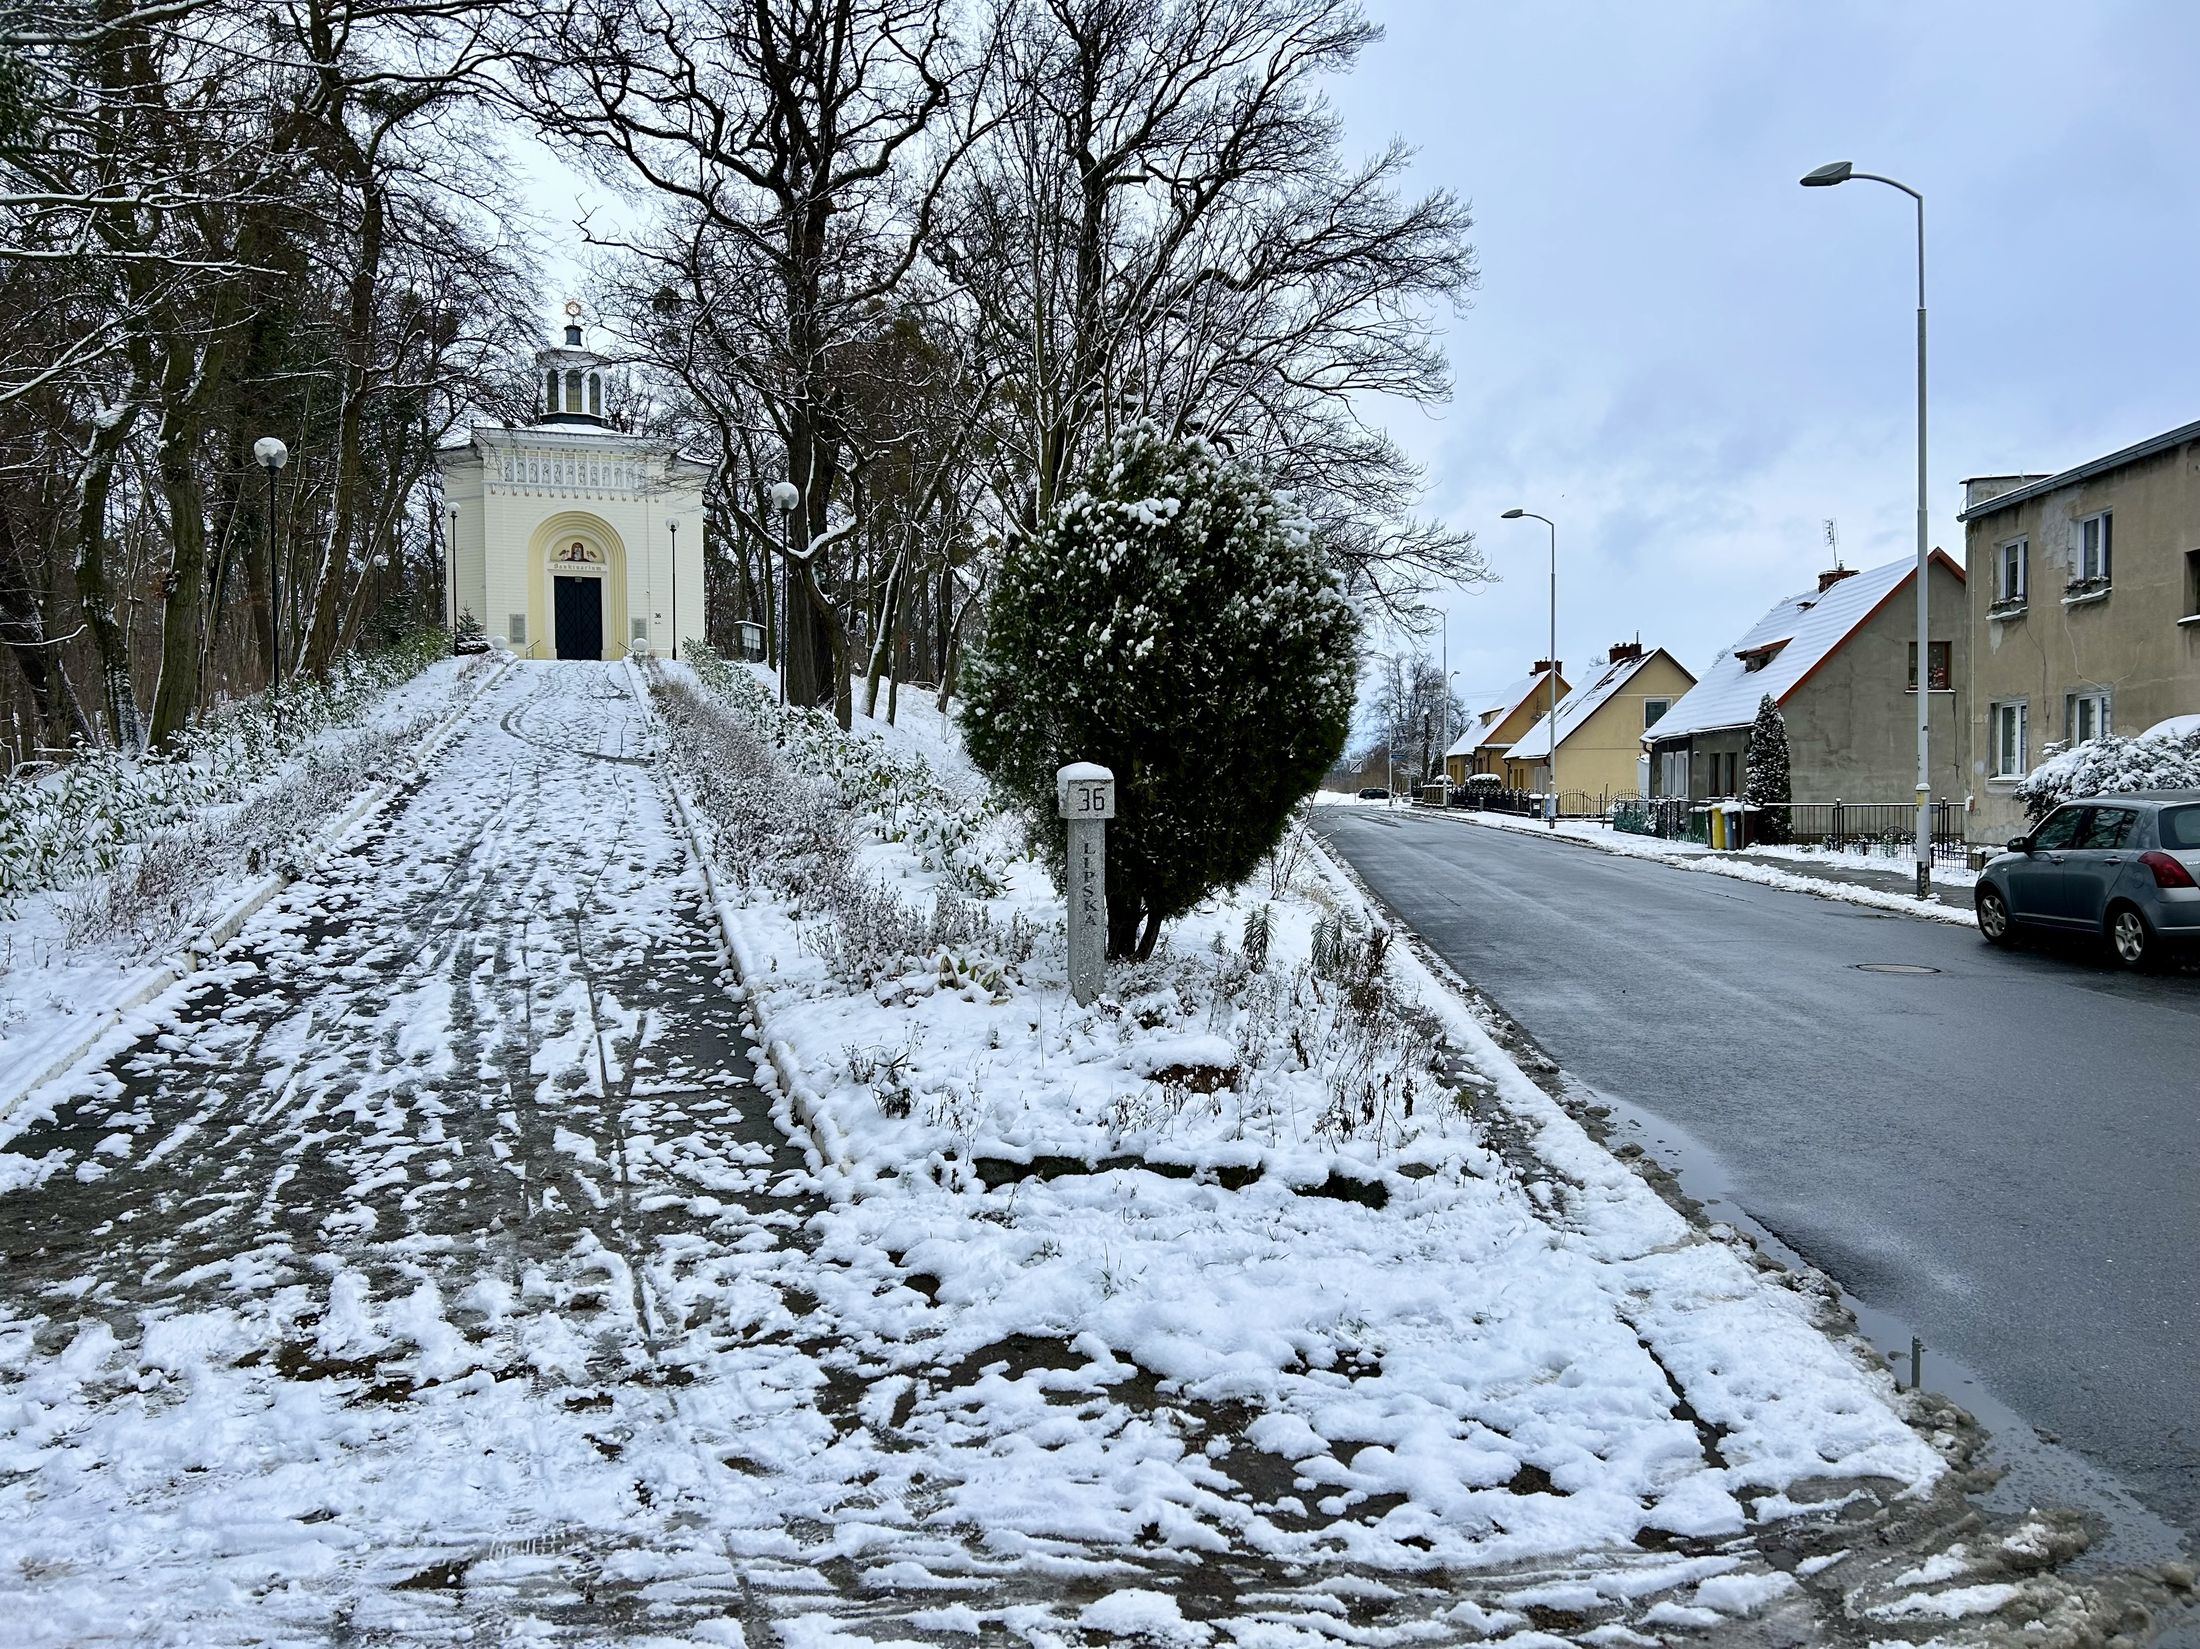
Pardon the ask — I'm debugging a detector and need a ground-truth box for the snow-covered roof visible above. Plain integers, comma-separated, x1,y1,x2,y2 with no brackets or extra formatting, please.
1506,650,1685,761
1445,669,1559,756
1644,552,1962,744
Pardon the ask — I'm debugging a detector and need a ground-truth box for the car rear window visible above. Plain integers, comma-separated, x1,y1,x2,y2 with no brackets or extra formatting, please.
2162,805,2200,850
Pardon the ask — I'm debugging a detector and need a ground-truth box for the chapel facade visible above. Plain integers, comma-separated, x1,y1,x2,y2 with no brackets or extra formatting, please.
437,303,707,662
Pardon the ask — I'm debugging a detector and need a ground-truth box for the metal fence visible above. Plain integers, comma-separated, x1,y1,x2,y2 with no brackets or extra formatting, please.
1611,796,1969,864
1422,785,1616,820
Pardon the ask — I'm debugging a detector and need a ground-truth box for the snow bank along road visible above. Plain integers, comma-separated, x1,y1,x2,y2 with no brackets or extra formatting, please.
1317,805,2200,1554
0,663,2140,1647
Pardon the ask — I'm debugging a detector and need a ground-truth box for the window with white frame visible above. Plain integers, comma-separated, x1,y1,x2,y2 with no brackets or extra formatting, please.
1643,697,1670,729
1991,701,2028,777
1997,537,2027,603
2066,690,2110,745
2078,511,2112,584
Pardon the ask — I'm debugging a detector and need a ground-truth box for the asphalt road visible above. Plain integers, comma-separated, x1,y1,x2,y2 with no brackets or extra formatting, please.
1319,806,2200,1551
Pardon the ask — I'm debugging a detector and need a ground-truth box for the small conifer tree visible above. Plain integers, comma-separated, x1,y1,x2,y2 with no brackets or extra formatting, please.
1743,693,1792,844
962,428,1358,960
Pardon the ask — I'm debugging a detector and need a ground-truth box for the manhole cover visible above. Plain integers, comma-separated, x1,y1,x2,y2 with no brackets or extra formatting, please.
1852,962,1942,975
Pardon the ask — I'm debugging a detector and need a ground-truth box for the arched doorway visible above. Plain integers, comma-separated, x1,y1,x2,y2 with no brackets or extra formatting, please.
549,539,606,659
525,512,629,662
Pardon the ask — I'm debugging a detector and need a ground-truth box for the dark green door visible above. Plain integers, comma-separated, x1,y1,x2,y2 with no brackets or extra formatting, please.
554,576,602,660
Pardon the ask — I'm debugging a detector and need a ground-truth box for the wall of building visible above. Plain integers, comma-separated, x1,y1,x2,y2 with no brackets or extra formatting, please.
1780,559,1969,807
1964,436,2200,840
438,433,706,662
1507,652,1696,800
1465,676,1567,784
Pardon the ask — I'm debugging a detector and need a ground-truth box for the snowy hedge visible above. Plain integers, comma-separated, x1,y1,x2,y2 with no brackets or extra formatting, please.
2013,725,2200,823
683,643,1005,896
0,630,447,912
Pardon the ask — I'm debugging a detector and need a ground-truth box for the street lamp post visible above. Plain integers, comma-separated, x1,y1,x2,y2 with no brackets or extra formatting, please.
769,480,801,706
1445,667,1460,785
1803,159,1933,900
253,436,290,705
446,501,459,641
1501,509,1559,827
668,519,678,662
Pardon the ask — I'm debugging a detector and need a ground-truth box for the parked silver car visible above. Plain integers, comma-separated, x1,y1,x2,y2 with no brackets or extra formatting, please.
1975,792,2200,968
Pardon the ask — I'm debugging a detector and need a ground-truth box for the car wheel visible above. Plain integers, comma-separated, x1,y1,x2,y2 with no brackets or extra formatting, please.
1976,886,2015,946
2107,903,2156,970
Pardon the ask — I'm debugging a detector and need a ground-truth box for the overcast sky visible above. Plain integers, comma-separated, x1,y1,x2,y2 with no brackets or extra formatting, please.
1328,0,2200,713
514,3,2200,720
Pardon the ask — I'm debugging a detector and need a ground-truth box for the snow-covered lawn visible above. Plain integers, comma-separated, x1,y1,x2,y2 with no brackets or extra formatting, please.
0,661,2109,1645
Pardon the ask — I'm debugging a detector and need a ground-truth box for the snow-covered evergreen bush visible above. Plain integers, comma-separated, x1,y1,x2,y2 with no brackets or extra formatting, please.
2014,726,2200,823
1743,694,1792,845
962,427,1358,958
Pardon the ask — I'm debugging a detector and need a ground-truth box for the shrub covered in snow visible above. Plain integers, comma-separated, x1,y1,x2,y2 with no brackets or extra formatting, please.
2013,725,2200,823
962,427,1357,958
0,629,447,913
684,643,1005,896
1743,694,1792,845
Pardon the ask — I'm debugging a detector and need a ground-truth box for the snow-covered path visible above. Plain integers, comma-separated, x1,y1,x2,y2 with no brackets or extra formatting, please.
0,664,850,1642
0,665,2026,1647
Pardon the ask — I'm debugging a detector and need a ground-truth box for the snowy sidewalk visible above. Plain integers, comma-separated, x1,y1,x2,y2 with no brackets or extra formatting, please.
1343,800,1982,925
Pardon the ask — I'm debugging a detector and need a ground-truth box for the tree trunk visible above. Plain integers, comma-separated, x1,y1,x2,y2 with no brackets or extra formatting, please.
862,545,905,719
146,405,214,747
73,401,143,747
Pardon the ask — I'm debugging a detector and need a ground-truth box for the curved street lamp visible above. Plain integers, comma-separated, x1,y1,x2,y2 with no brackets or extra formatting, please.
1501,509,1559,826
1801,159,1934,899
253,437,290,702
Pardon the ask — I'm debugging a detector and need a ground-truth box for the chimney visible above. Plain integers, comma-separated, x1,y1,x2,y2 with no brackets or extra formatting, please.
1532,658,1562,676
1817,567,1859,594
1608,641,1644,664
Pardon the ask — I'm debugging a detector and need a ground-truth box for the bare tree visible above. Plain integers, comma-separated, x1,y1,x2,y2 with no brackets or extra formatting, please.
512,0,988,722
936,0,1484,619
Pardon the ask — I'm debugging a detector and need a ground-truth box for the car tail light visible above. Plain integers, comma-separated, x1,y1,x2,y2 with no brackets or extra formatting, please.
2139,850,2197,889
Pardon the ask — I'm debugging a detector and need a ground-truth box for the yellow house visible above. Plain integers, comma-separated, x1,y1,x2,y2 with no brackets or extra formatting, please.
1501,644,1697,801
1443,663,1568,784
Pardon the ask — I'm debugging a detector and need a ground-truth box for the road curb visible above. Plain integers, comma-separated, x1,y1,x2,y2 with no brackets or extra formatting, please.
0,654,513,1128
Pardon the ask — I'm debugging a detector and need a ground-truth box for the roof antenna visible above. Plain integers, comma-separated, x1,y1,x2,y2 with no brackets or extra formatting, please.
1824,517,1842,569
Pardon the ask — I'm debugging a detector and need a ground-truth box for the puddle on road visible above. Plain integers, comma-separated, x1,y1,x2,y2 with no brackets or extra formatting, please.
1579,1081,2191,1575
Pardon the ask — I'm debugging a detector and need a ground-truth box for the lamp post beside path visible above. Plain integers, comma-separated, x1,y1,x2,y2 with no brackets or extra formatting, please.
1803,159,1934,900
1501,509,1558,827
253,436,289,707
769,480,800,706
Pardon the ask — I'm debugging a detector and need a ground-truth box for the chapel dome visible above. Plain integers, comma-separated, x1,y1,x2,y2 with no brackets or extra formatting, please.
535,301,612,427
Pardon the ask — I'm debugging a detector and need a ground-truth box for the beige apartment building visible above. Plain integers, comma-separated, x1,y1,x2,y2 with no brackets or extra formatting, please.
1960,417,2200,841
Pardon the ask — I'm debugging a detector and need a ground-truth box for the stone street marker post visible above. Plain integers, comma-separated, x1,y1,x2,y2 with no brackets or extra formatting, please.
1057,762,1115,1006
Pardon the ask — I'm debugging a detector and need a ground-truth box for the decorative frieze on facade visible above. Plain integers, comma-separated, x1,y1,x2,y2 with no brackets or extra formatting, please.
493,451,647,492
